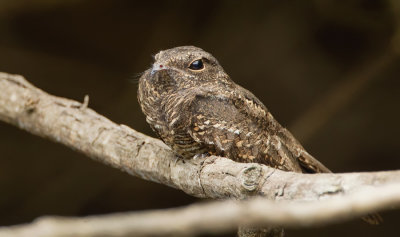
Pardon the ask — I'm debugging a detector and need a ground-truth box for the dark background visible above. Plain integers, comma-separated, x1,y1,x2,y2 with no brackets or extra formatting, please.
0,1,399,236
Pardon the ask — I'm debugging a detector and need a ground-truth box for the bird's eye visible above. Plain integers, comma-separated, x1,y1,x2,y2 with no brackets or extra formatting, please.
188,59,204,70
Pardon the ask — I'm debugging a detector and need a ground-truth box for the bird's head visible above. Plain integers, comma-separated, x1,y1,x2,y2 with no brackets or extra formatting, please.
139,46,231,98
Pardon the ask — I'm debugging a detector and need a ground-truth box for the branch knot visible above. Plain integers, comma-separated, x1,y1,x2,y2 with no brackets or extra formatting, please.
240,165,263,193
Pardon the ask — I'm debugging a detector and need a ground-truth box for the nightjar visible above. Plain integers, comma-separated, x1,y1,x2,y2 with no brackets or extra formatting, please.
138,46,329,173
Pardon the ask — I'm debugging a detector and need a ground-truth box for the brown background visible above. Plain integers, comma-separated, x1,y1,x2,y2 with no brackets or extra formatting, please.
0,1,399,236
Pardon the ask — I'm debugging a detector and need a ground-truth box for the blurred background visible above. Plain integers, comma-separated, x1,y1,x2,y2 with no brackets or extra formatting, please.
0,0,399,236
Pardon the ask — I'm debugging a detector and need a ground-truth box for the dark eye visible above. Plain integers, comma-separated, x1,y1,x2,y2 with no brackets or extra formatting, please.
189,59,204,70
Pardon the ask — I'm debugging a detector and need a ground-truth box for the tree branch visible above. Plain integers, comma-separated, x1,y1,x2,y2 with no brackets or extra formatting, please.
1,184,400,237
1,72,400,236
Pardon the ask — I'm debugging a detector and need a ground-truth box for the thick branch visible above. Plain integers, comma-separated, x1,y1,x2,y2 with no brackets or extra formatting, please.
1,72,400,235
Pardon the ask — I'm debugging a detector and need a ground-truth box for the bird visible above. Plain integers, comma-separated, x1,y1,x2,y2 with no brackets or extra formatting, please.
137,46,381,224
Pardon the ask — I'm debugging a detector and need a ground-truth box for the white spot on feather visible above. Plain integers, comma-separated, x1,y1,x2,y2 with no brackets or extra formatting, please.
154,124,162,130
169,117,179,127
10,93,17,102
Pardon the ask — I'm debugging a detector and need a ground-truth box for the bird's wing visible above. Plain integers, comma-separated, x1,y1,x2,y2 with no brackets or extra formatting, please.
186,89,304,172
188,93,248,158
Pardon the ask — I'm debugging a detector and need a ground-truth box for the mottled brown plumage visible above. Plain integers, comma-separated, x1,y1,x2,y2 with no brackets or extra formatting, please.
138,46,329,173
137,46,381,224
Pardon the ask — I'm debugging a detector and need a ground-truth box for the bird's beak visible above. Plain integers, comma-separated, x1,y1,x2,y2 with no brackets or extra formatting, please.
151,63,168,75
